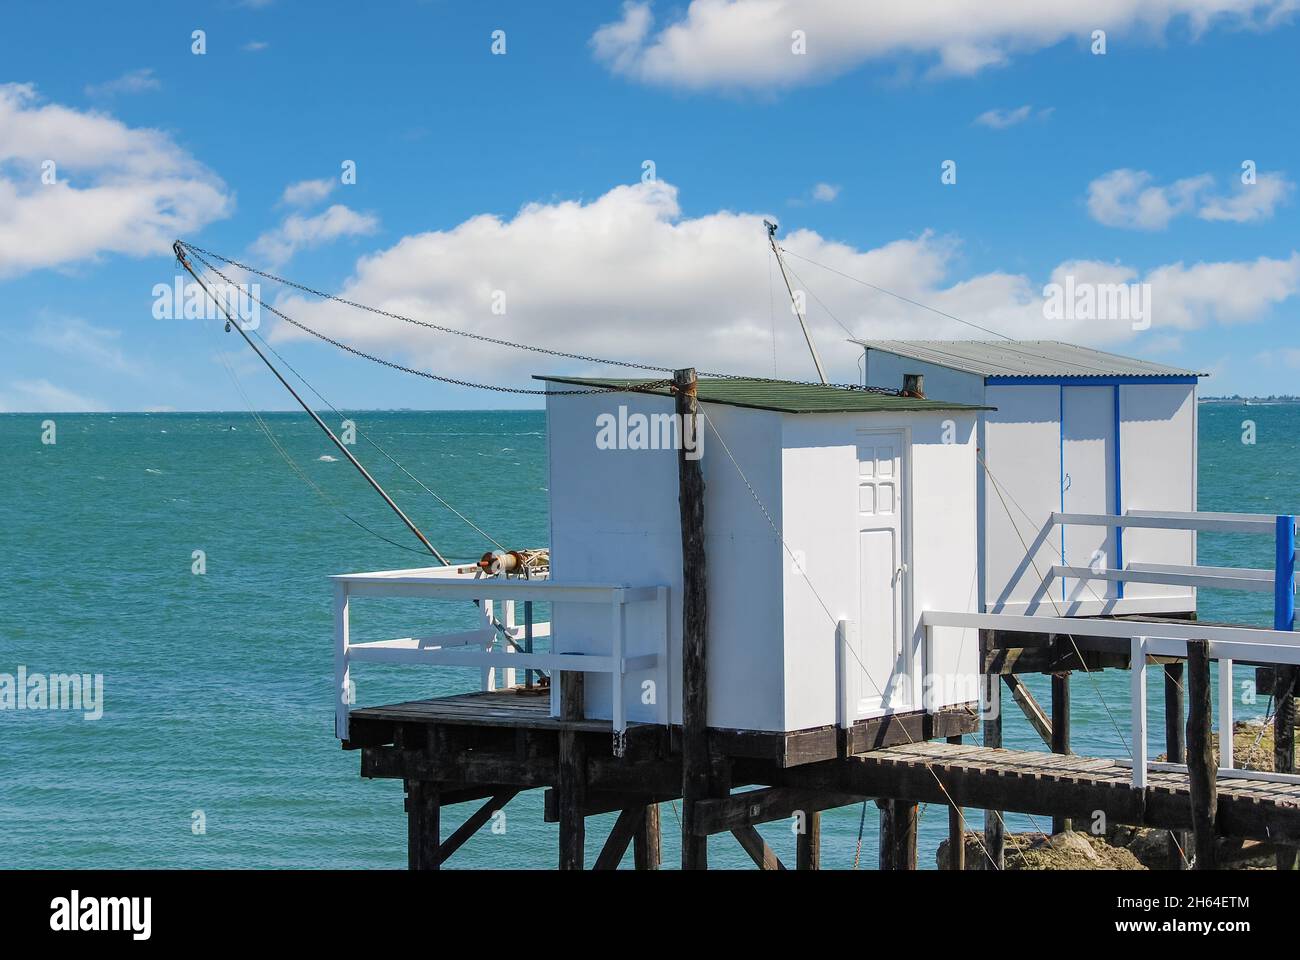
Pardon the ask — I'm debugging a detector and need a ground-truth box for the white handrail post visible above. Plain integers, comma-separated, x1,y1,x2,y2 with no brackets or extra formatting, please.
837,619,856,728
1218,653,1235,771
611,593,626,756
480,598,496,692
1131,636,1148,789
502,599,517,690
334,581,351,741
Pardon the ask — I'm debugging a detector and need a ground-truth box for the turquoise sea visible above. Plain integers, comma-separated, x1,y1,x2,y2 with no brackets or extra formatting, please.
2,403,1297,869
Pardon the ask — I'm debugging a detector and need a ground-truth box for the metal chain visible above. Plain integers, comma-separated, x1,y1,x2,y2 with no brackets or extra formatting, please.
176,240,897,394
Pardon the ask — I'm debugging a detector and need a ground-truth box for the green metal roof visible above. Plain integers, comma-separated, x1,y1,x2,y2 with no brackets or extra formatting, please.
535,376,992,415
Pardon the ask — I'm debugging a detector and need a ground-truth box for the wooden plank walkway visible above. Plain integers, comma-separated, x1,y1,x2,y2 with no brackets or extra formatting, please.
769,740,1300,844
351,690,613,732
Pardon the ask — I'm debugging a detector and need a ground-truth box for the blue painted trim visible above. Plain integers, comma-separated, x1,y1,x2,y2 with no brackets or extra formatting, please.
1059,385,1066,603
1275,516,1296,631
985,375,1200,386
1113,384,1124,599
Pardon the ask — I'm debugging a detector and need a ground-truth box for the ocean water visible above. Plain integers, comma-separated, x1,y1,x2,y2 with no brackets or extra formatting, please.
1,403,1295,869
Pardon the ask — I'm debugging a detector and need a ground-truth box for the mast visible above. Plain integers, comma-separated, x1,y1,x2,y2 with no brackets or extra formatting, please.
173,242,450,565
765,220,828,385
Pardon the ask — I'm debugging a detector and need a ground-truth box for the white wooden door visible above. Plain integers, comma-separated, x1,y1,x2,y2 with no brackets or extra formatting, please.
854,432,909,716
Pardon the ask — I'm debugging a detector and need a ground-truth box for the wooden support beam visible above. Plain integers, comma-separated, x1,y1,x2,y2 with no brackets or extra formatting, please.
1051,671,1072,834
1164,662,1190,869
634,803,662,870
1002,675,1052,748
404,780,440,871
676,367,711,871
557,672,586,870
796,811,821,870
878,799,918,870
436,790,518,866
731,825,786,870
686,787,864,835
1275,665,1298,871
981,660,1005,871
1186,640,1218,869
593,807,645,870
946,734,966,871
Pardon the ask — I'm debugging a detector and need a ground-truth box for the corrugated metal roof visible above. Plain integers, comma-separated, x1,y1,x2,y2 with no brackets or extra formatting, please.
852,339,1207,379
535,376,992,414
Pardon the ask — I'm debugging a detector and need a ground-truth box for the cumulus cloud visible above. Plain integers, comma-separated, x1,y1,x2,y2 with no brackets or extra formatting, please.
591,0,1296,91
0,83,232,277
974,105,1037,129
250,203,379,267
279,177,336,208
84,68,160,98
261,180,1300,387
1199,172,1293,222
1087,168,1292,229
811,182,840,202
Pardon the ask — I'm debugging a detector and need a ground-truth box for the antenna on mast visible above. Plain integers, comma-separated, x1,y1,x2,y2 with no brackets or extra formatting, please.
765,220,828,385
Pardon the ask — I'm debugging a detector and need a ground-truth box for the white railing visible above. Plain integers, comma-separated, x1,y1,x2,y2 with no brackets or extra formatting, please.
920,610,1300,788
1128,634,1300,788
332,565,670,754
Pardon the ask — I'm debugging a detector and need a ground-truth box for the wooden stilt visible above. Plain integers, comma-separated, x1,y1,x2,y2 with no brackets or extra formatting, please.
982,660,1005,871
1163,661,1190,869
1275,665,1298,870
405,780,440,871
1051,671,1072,834
946,734,966,870
1186,640,1217,870
878,799,918,870
676,367,712,871
633,802,662,870
557,672,586,870
796,810,821,870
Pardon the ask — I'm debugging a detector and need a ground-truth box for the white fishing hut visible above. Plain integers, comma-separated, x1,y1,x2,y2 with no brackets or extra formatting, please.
537,376,990,734
856,340,1207,617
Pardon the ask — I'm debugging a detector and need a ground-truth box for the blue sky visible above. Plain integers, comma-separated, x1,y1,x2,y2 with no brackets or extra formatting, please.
1,0,1297,410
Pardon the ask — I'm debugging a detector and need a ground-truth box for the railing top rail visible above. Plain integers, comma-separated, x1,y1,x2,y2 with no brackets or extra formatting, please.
1051,510,1283,535
923,609,1300,648
331,567,665,603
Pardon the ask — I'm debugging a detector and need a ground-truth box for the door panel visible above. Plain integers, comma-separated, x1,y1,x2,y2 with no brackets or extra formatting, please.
855,433,908,716
1061,386,1116,602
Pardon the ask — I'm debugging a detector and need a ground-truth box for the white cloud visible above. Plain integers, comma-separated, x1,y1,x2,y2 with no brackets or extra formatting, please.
31,316,138,373
974,105,1034,129
1198,172,1293,222
279,177,336,208
1087,168,1293,229
0,84,232,278
591,1,1297,91
251,203,379,267
84,68,160,98
811,182,840,202
265,180,1300,386
243,41,271,53
0,378,104,412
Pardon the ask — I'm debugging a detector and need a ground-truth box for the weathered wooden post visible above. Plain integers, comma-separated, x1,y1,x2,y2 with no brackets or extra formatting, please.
676,367,712,870
1186,640,1217,869
1163,661,1189,868
981,634,1005,870
634,803,662,870
405,780,440,871
1274,515,1297,870
796,811,821,870
947,734,966,870
557,672,586,869
1051,671,1071,834
878,799,918,870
